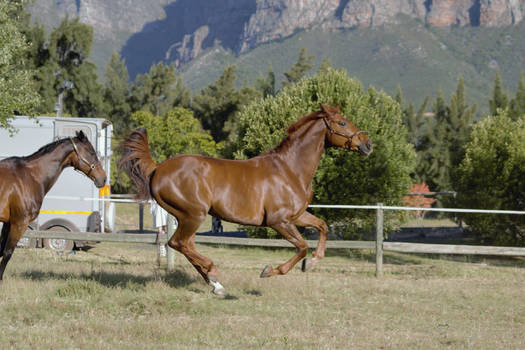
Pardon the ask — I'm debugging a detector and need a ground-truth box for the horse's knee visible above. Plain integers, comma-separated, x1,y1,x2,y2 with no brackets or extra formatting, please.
297,242,308,259
167,238,183,252
319,222,329,237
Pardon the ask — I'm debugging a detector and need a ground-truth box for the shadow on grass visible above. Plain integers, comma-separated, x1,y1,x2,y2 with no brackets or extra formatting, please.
20,268,198,289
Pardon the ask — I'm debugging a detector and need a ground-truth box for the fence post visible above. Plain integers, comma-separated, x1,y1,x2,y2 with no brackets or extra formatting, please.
376,203,384,278
166,214,176,270
138,203,144,232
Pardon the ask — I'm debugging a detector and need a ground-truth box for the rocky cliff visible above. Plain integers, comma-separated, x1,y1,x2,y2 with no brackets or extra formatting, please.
30,0,525,74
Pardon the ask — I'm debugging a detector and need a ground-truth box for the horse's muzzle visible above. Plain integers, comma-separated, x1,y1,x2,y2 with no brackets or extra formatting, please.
358,140,373,156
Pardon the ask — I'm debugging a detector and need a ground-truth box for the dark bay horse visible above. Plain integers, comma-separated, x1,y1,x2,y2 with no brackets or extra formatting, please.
0,130,106,280
121,104,372,295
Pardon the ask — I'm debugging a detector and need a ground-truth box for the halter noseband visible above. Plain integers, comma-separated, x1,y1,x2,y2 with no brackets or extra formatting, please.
70,137,97,175
323,117,365,149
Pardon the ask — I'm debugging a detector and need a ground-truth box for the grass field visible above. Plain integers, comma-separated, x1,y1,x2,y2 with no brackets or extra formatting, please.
1,242,524,349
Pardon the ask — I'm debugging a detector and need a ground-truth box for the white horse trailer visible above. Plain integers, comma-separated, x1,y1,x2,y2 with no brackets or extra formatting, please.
0,116,114,250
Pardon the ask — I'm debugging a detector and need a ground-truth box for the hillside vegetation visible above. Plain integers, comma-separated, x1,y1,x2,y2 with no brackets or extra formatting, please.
181,16,525,112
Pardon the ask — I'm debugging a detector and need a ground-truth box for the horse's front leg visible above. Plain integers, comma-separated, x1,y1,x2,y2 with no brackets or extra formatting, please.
260,223,308,277
293,211,329,272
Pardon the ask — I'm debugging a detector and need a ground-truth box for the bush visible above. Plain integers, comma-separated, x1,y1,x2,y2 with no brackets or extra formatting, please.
456,110,525,246
231,68,416,238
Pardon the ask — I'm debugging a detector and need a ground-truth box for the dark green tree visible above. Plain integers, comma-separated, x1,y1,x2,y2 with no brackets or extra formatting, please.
489,73,509,115
509,72,525,120
0,0,40,131
417,77,475,194
254,63,276,98
104,52,131,135
282,48,314,87
192,65,246,143
27,16,105,117
130,62,190,117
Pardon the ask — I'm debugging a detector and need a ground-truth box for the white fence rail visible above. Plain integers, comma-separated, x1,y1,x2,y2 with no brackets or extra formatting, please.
26,197,525,276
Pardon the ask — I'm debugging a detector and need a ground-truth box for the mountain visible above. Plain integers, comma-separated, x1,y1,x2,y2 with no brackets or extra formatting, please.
29,0,525,110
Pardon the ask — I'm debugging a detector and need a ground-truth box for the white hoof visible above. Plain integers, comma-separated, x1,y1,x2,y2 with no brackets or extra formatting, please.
209,280,227,296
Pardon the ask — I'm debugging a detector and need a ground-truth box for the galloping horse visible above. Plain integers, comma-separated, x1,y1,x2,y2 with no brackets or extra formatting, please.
121,104,372,295
0,130,106,280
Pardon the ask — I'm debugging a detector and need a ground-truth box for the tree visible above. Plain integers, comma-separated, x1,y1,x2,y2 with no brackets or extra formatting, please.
104,52,131,135
489,73,509,116
416,77,475,195
130,107,218,162
254,63,276,98
27,16,105,117
0,0,40,131
282,48,314,87
192,65,253,143
130,62,190,117
456,110,525,246
231,68,416,238
509,72,525,120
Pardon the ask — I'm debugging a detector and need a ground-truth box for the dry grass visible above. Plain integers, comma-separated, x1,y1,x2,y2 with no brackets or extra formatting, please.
1,243,524,349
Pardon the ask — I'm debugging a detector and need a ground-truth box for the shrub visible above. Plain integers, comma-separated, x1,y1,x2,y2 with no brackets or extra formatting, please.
456,110,525,246
231,68,416,238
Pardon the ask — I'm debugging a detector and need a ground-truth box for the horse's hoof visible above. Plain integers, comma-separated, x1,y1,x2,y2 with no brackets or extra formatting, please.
260,265,272,278
301,258,313,272
209,279,227,297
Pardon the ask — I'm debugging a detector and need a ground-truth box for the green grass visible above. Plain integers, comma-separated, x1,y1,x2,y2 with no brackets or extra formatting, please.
1,243,524,349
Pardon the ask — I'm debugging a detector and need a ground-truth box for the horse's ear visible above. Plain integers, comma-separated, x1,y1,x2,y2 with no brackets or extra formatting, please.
336,103,341,113
76,130,86,141
320,104,330,114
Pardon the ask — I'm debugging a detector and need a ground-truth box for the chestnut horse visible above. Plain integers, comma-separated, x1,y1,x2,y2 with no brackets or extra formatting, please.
121,104,372,295
0,130,106,280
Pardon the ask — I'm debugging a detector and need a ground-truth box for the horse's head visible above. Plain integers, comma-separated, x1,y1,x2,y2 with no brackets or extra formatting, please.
319,104,373,156
70,130,107,188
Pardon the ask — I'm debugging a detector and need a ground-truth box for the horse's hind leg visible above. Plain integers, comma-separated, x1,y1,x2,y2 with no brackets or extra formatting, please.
0,222,9,258
167,214,225,296
0,219,29,281
260,223,308,278
294,211,329,272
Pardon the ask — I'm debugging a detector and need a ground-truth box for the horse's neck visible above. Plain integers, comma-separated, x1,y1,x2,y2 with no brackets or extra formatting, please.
279,119,326,186
28,141,74,193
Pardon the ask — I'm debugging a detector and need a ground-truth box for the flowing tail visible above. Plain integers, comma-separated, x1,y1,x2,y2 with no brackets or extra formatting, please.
119,128,157,201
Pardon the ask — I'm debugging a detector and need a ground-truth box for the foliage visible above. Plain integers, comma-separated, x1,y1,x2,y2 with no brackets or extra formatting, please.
193,65,261,145
104,52,132,135
130,62,190,118
509,72,525,120
282,48,314,87
456,110,525,246
489,73,509,116
232,68,416,238
0,0,40,132
415,77,476,199
130,107,218,162
254,63,276,98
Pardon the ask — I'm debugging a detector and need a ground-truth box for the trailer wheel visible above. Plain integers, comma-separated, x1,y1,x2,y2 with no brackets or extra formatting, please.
41,219,76,252
16,222,38,248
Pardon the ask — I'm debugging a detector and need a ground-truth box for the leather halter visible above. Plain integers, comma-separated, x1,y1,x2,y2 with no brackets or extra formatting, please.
69,137,98,175
322,117,365,149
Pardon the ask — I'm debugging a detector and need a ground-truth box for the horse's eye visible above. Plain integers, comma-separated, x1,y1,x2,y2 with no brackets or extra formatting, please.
339,122,346,127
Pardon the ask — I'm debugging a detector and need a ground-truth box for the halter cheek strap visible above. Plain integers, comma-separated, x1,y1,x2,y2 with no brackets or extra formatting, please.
69,137,97,175
323,117,365,149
